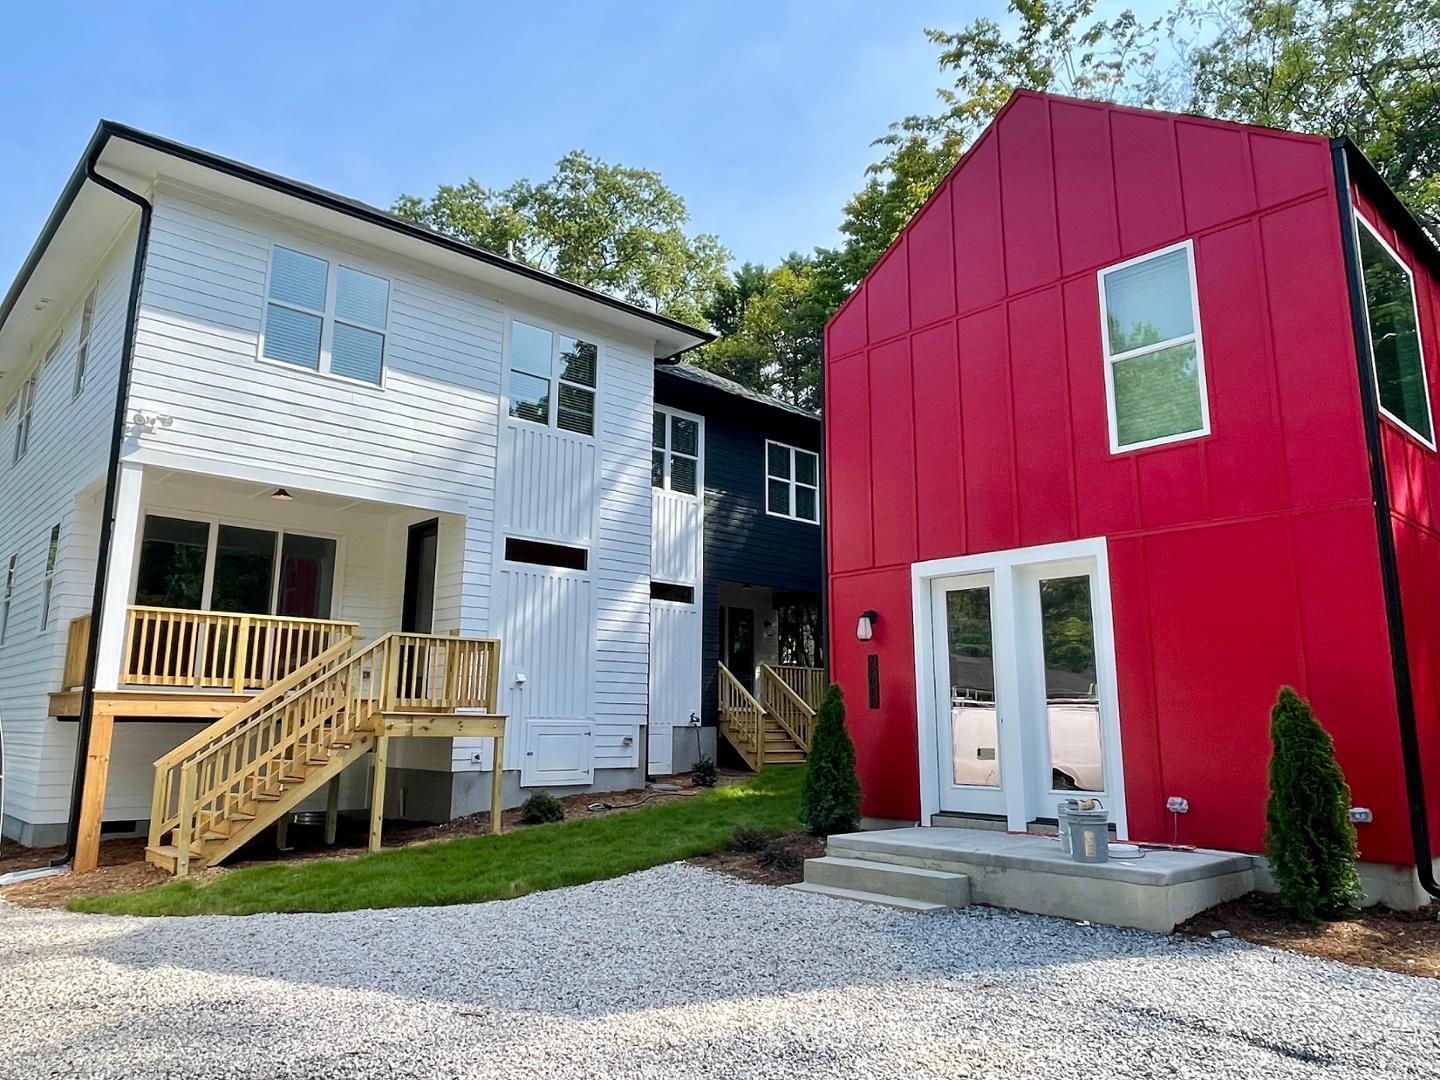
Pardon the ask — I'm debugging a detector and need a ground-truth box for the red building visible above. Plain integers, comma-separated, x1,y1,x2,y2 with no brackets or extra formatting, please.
823,91,1440,903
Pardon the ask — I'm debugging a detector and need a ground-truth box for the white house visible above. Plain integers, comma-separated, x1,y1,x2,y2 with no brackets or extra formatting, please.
0,122,719,867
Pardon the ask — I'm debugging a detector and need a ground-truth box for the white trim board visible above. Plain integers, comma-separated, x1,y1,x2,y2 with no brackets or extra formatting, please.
910,536,1129,838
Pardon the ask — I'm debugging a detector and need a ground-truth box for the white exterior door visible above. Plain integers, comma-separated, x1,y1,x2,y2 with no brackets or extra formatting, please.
916,539,1127,834
648,599,701,775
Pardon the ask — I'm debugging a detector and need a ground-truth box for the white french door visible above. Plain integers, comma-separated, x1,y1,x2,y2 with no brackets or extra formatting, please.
916,540,1127,834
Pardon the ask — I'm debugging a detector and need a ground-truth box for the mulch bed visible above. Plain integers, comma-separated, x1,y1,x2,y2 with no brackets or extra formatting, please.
0,771,743,910
1179,892,1440,978
691,832,825,886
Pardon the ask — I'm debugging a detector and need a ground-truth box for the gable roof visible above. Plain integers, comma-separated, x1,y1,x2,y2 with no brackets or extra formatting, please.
0,121,713,374
655,363,819,423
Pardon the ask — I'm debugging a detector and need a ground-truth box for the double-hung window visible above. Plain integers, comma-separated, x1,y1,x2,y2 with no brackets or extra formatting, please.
766,440,819,523
1355,215,1434,447
73,288,94,398
12,373,36,465
262,245,390,386
1098,240,1209,452
38,524,59,631
652,409,701,495
508,320,598,436
0,554,15,645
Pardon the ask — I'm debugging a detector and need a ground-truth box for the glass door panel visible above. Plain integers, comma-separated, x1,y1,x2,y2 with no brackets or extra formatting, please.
211,526,276,614
931,574,1006,815
278,534,337,619
1037,575,1104,793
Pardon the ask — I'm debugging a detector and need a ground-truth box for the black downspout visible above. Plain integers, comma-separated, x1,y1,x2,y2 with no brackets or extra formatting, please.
52,153,151,867
1331,139,1440,901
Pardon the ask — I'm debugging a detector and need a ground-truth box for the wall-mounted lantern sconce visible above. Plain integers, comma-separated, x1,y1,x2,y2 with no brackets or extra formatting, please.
856,610,878,642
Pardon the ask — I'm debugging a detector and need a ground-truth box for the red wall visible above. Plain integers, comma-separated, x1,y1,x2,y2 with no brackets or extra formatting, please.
1355,187,1440,855
825,92,1416,863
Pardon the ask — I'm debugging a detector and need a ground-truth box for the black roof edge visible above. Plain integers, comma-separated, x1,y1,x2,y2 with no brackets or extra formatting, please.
1334,137,1440,278
2,121,716,352
654,363,820,426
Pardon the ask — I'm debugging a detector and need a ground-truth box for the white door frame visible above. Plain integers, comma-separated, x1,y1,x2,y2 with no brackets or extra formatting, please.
911,536,1128,837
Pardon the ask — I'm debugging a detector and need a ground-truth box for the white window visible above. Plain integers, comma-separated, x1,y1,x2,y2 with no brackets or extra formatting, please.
652,409,701,496
766,440,819,523
43,335,61,369
1097,240,1209,452
1355,214,1434,448
73,287,95,398
261,245,390,386
38,524,59,631
0,554,15,645
508,320,598,436
12,372,36,465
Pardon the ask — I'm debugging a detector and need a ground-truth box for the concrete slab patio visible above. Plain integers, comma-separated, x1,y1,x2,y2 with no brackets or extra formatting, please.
802,827,1258,931
0,863,1433,1079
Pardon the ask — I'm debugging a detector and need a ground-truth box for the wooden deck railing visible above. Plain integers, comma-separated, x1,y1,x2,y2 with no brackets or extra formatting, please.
62,614,92,690
153,631,502,874
718,662,766,770
759,664,818,750
771,664,825,711
122,606,360,693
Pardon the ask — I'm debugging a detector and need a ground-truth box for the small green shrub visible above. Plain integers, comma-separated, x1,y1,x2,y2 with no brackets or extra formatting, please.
691,755,718,788
519,790,565,825
1265,687,1363,921
730,824,771,853
801,684,861,837
758,840,803,874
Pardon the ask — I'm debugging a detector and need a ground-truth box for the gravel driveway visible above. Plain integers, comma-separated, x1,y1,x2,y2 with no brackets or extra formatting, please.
0,864,1434,1079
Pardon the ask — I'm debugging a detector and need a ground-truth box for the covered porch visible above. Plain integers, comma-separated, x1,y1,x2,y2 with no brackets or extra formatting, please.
53,464,496,874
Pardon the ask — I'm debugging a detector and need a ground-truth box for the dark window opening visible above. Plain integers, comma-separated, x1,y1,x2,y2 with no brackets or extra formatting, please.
505,537,588,571
650,581,694,603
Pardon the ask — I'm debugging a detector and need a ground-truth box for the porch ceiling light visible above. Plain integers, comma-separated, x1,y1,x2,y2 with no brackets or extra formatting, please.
270,488,294,501
856,610,878,642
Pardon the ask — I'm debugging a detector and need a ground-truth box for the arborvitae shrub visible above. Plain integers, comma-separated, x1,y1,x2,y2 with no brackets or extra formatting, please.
1265,687,1363,921
519,789,565,825
801,684,861,836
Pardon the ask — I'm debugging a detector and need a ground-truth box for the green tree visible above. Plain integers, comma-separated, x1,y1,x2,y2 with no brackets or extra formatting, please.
1182,0,1440,229
394,151,730,327
1264,687,1363,920
801,684,862,836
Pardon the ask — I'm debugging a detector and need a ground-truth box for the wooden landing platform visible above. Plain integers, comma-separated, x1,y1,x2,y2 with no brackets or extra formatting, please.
49,689,254,721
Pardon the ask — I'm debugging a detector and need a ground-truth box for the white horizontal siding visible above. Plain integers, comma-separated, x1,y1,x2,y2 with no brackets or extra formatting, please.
0,220,138,836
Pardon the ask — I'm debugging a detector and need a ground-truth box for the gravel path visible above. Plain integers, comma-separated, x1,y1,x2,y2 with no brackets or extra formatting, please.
0,864,1434,1079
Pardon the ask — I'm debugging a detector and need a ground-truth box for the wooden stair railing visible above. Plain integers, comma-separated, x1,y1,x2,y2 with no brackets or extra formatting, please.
759,664,817,751
770,665,825,711
147,635,358,859
718,662,766,770
148,631,503,876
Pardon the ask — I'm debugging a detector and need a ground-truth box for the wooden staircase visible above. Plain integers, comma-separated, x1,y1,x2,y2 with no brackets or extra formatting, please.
718,662,824,769
145,631,500,876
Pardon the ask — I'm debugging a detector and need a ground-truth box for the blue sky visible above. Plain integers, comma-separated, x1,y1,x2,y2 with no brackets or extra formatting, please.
0,2,1159,284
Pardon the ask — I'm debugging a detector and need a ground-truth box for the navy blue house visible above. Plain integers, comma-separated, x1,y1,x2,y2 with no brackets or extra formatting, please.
649,364,823,773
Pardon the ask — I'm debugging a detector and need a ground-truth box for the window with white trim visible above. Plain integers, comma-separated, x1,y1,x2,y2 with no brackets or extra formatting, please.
508,320,597,436
766,440,819,523
1355,214,1433,446
0,553,15,645
652,409,700,496
38,524,59,631
12,372,36,465
261,245,390,385
73,287,95,398
1098,241,1209,452
43,335,61,369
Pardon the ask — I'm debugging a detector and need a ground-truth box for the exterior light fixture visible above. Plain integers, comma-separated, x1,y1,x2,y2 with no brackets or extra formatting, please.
856,610,878,642
270,488,294,501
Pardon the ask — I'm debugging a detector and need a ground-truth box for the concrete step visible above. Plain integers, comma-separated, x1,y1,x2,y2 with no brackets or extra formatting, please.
803,855,970,907
788,881,951,912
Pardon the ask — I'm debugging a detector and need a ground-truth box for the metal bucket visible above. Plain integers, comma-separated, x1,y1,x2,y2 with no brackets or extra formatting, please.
1058,798,1110,863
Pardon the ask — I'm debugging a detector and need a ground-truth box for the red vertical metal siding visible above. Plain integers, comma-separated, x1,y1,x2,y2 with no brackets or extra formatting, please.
1354,187,1440,855
826,92,1415,860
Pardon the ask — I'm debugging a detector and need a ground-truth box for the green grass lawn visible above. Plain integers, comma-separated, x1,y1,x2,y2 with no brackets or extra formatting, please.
69,768,803,917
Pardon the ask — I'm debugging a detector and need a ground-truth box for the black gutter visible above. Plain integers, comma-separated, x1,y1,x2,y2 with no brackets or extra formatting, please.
1331,138,1440,900
51,147,152,867
98,121,714,354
